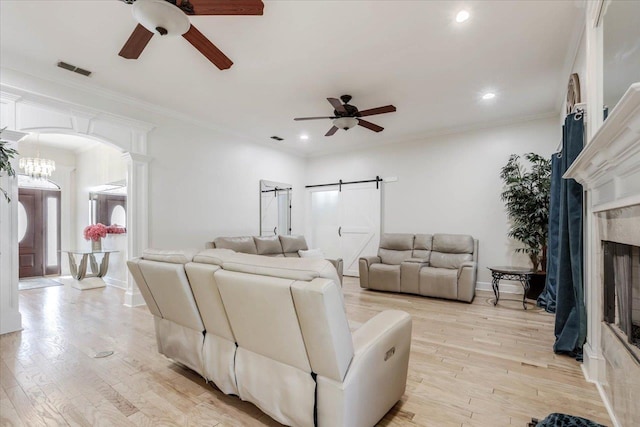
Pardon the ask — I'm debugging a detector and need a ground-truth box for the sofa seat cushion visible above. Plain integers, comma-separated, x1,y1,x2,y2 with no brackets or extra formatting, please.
254,236,284,256
419,267,457,300
214,236,258,254
369,264,401,292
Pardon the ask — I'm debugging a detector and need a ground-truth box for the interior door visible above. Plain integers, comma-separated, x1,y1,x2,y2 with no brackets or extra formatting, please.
339,184,381,276
307,183,381,277
309,188,341,259
261,191,279,235
18,188,61,278
18,188,43,278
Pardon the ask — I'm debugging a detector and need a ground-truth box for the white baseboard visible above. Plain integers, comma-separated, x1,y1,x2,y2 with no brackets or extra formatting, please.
593,380,621,427
103,277,127,290
124,289,145,307
475,281,524,294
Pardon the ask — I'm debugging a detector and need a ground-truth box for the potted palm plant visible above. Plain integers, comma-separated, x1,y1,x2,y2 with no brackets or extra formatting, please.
500,153,552,298
0,128,19,202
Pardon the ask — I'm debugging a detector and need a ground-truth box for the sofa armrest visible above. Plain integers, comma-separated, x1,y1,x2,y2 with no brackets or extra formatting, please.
327,258,344,285
358,256,381,289
359,256,381,267
457,261,477,303
316,310,412,427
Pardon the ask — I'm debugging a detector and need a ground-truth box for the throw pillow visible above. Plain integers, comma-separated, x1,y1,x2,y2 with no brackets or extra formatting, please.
298,249,325,259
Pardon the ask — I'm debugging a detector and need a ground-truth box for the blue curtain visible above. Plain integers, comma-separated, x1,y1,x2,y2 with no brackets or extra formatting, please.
540,112,586,359
537,152,561,313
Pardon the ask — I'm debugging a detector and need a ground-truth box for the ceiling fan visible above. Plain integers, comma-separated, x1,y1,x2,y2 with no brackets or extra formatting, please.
294,95,396,136
118,0,264,70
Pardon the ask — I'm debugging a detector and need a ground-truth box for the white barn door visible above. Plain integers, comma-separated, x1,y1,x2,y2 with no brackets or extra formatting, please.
307,182,381,277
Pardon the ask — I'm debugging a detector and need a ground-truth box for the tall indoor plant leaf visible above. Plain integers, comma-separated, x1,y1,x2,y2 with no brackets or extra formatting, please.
0,128,19,202
500,153,552,271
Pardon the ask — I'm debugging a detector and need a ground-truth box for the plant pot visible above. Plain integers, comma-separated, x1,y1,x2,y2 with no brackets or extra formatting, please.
526,272,546,300
91,238,102,252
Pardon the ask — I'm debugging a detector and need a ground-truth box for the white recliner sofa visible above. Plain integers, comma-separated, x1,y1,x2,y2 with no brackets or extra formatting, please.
128,248,412,427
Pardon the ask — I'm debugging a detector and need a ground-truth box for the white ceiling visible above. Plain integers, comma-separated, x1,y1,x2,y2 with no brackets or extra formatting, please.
19,133,99,153
0,1,584,157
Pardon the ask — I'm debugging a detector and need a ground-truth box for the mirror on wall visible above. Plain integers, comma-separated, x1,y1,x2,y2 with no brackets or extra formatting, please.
89,180,127,228
603,0,640,114
260,180,292,236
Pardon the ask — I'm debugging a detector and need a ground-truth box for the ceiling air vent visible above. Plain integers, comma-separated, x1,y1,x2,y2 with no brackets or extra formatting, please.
57,61,92,77
270,136,284,141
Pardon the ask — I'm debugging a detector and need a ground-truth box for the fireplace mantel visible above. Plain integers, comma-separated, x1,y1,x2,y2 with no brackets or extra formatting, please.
565,83,640,211
564,82,640,427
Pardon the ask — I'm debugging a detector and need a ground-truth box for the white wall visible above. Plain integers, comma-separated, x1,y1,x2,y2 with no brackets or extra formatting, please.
147,121,306,248
305,116,560,284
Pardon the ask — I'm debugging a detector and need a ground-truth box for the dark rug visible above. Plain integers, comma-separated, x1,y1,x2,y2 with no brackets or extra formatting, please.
528,413,606,427
19,277,64,291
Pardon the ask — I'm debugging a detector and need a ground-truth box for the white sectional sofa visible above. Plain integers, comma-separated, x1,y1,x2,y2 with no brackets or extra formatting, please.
128,248,412,427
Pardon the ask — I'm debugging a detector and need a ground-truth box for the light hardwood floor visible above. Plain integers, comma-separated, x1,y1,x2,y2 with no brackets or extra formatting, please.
1,278,611,427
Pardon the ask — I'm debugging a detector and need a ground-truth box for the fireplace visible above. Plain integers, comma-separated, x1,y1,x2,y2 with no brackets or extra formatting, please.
602,240,640,356
564,83,640,426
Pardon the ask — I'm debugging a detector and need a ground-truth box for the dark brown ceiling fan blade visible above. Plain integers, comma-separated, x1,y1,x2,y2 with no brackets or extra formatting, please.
119,24,154,59
182,24,233,70
294,116,337,121
327,98,347,114
325,126,339,137
357,119,384,132
358,105,396,117
186,0,264,15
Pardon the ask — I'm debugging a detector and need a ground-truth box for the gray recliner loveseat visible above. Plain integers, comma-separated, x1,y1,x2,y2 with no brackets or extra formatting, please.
359,233,478,302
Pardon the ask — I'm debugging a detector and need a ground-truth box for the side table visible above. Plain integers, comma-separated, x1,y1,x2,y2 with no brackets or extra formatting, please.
61,250,118,290
488,266,535,309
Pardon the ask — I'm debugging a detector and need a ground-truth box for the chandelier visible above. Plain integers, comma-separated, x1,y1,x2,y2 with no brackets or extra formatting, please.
19,157,56,179
19,134,56,180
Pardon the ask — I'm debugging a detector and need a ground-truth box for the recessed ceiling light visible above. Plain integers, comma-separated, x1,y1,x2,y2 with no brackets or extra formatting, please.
482,92,496,100
300,134,309,140
456,10,470,23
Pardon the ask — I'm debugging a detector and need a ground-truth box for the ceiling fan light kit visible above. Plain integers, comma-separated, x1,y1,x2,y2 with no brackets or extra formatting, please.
294,95,396,137
133,0,190,36
333,117,358,130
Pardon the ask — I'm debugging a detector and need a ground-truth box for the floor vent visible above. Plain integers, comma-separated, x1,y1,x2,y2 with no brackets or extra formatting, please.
57,61,92,77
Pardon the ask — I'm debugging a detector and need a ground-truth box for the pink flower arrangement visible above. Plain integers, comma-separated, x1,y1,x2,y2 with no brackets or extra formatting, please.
83,223,107,241
107,224,126,234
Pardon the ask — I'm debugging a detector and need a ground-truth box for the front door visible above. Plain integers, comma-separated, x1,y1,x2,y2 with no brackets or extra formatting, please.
18,188,61,278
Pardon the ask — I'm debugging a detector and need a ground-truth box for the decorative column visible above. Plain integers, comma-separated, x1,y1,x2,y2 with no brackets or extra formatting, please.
122,152,151,307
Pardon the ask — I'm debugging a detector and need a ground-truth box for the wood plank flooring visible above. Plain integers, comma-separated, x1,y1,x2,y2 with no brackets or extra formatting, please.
1,278,611,426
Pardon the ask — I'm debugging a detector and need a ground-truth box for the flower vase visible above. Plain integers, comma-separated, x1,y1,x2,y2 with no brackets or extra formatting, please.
92,238,102,252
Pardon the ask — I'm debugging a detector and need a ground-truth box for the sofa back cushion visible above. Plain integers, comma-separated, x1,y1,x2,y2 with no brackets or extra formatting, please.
194,249,340,285
135,259,204,332
279,235,308,256
378,233,414,265
185,262,235,342
430,234,475,269
254,236,284,256
213,236,258,254
413,234,433,259
291,279,354,382
216,270,311,372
